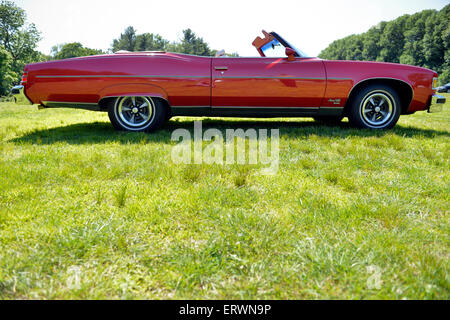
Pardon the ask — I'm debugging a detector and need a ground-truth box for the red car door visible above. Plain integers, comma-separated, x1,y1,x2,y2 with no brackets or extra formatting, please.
211,57,326,111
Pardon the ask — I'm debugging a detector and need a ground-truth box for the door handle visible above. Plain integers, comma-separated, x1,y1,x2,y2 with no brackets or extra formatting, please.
214,66,228,71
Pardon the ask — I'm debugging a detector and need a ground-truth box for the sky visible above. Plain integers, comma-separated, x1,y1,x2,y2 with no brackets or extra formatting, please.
12,0,449,57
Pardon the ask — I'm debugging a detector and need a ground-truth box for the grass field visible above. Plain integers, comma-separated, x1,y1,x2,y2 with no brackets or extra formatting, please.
0,96,449,299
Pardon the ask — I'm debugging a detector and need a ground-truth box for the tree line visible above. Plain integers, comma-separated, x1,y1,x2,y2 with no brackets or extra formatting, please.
318,4,449,84
50,26,232,60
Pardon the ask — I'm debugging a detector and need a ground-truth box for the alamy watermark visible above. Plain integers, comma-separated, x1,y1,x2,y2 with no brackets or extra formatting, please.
366,265,383,290
171,121,279,174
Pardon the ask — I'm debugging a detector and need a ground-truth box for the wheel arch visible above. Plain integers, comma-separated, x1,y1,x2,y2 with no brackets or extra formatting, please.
97,83,170,111
344,78,414,115
98,94,170,113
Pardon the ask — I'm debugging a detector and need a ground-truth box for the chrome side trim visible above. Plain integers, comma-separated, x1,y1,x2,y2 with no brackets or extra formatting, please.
36,75,208,79
215,76,326,80
35,75,352,81
11,85,32,105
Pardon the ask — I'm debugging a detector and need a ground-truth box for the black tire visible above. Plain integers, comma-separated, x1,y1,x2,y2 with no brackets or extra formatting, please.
347,84,401,129
313,116,344,125
107,96,166,132
165,110,172,122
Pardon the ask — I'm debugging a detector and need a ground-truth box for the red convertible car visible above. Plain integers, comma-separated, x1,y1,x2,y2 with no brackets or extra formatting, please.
12,30,445,131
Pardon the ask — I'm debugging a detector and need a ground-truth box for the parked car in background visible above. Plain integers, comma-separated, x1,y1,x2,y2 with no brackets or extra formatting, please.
437,83,450,93
12,30,446,132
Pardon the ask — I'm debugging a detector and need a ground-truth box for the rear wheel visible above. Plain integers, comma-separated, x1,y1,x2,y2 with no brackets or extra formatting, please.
107,96,166,132
348,85,401,129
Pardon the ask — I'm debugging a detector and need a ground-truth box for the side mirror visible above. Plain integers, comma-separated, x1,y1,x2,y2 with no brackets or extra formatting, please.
285,47,296,61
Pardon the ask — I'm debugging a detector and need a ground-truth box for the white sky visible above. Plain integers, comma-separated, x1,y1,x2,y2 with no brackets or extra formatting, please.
12,0,449,57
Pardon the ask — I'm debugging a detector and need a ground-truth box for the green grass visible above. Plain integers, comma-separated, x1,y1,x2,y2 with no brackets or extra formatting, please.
0,96,449,299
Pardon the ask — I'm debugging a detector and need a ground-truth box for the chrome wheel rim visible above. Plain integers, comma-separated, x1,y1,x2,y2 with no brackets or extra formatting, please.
117,96,154,128
361,92,394,126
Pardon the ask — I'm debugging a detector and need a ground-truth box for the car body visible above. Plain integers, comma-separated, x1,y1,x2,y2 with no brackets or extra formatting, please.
12,30,445,131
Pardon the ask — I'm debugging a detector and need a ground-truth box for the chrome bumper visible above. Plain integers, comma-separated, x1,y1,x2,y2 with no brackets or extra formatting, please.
428,94,445,113
11,85,32,105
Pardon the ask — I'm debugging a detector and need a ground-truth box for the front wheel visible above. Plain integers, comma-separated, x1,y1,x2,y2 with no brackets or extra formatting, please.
347,85,401,129
107,96,166,132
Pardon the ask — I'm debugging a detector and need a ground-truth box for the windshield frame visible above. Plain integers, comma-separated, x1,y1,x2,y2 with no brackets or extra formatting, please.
266,32,308,58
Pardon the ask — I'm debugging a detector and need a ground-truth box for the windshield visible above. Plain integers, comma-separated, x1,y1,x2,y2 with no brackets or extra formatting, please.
261,32,308,58
261,39,286,57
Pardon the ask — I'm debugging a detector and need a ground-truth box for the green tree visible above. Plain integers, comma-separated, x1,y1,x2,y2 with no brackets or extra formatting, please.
399,11,430,66
362,26,382,61
319,4,450,84
111,26,137,52
135,33,168,51
0,45,16,95
440,11,450,84
0,0,41,81
172,28,212,56
110,27,221,56
51,42,104,59
378,19,405,63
